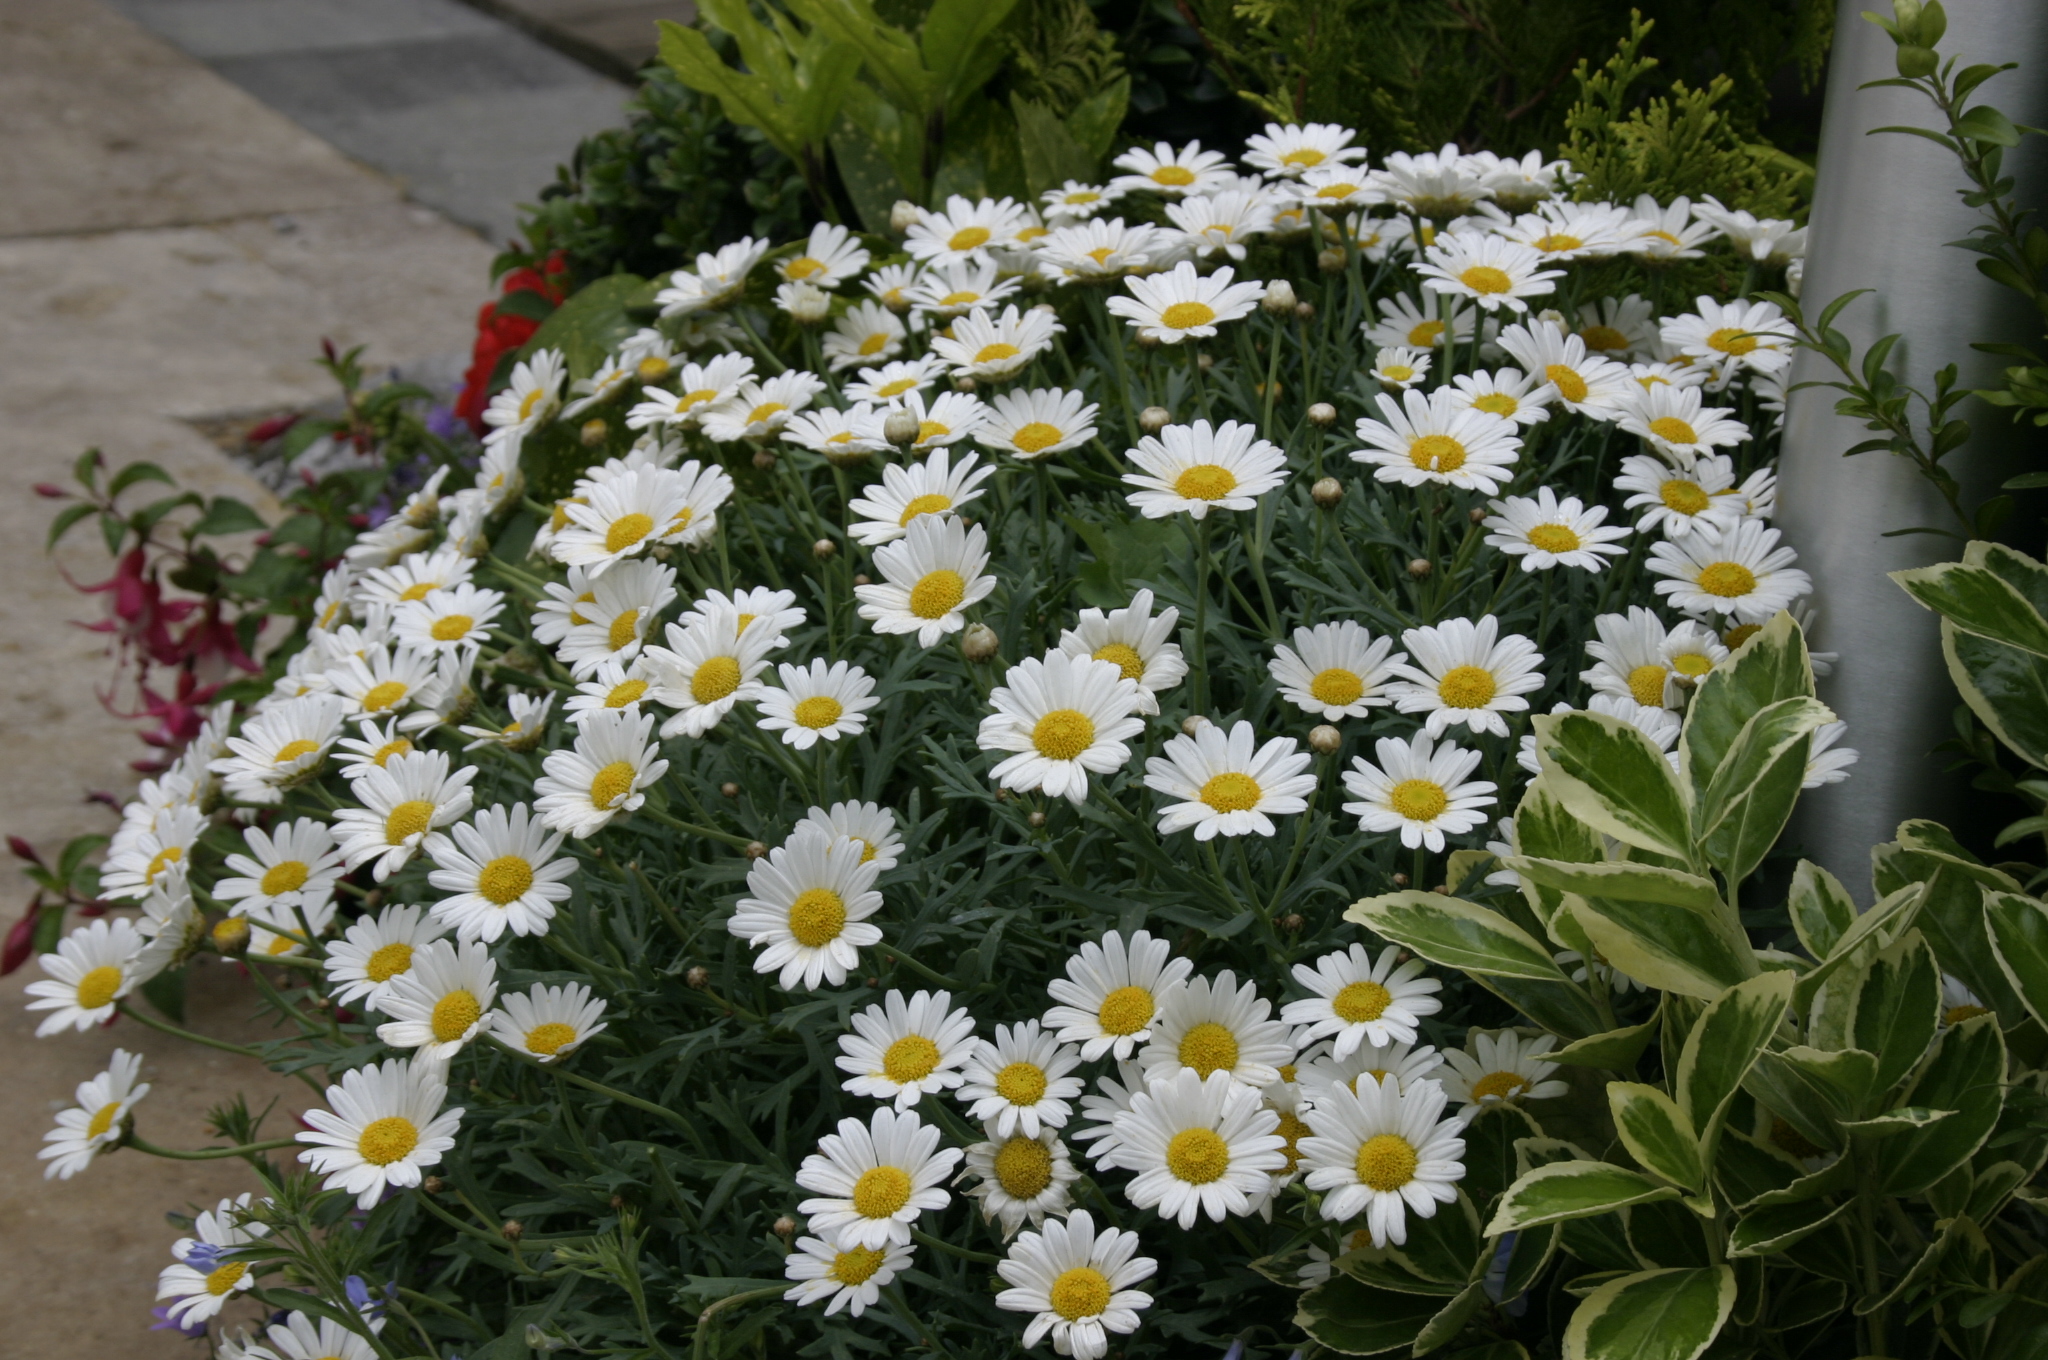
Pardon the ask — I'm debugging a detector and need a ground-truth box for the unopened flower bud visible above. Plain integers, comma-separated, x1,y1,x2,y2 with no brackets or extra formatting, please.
1027,810,1047,828
1279,913,1306,933
1392,872,1410,887
211,916,250,958
889,200,922,234
1196,352,1214,372
1432,884,1449,895
744,841,768,860
685,966,711,989
579,418,608,448
609,1194,625,1209
501,1220,524,1243
953,375,977,393
961,623,1000,663
883,408,920,447
1139,406,1172,435
1181,714,1209,737
720,782,741,799
1318,249,1346,274
423,1176,446,1194
1407,558,1433,578
773,1215,798,1240
995,788,1011,802
752,449,777,470
1261,279,1298,314
1469,507,1487,524
1307,402,1338,428
1294,301,1316,322
812,538,836,560
1309,725,1342,755
1311,476,1343,507
852,573,871,586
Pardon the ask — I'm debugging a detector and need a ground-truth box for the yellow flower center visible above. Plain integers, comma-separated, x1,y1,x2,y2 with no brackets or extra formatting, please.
1032,709,1096,761
606,679,648,708
1355,1133,1418,1191
1159,301,1217,330
598,513,651,555
994,1062,1049,1107
1332,979,1394,1022
691,655,743,704
1436,665,1497,709
915,419,949,444
385,800,436,845
518,387,548,421
265,932,296,957
273,739,319,764
1673,651,1714,678
1097,985,1154,1035
1545,364,1589,403
372,738,413,767
876,377,921,399
1388,778,1449,821
855,838,878,863
1173,463,1237,500
898,493,952,525
1627,663,1670,707
851,1165,913,1219
908,569,967,620
1696,562,1758,598
145,846,184,883
1381,365,1416,383
1200,772,1261,813
1151,165,1196,186
1314,182,1363,199
589,760,638,810
1706,327,1759,356
1946,1004,1990,1025
260,860,310,897
365,941,414,983
788,888,847,947
635,356,671,382
399,582,438,603
678,387,721,411
1722,623,1761,649
362,679,409,712
1648,416,1699,446
1407,320,1445,347
567,590,597,626
1177,1020,1240,1077
1472,392,1519,418
973,342,1021,365
784,256,825,280
1471,1070,1530,1102
1281,147,1326,167
1525,523,1582,554
1309,667,1364,707
1408,434,1466,472
858,333,892,356
86,1100,124,1139
831,1246,888,1285
478,855,534,905
1165,1127,1230,1184
1659,479,1710,514
603,607,641,652
1580,324,1628,351
1458,265,1512,294
794,696,845,730
993,1136,1053,1198
1276,1109,1311,1173
882,1034,941,1083
1532,233,1583,253
947,226,992,252
1049,1266,1113,1320
525,1022,578,1056
1080,643,1143,683
430,989,481,1043
430,614,473,642
356,1115,419,1166
745,402,787,427
204,1260,248,1296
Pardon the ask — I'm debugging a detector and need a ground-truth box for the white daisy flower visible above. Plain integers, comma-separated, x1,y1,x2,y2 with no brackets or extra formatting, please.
328,646,450,728
961,1126,1080,1240
822,300,910,371
1045,930,1195,1062
978,652,1145,803
1290,162,1380,209
26,917,145,1035
533,708,668,839
641,607,777,738
459,690,554,752
1659,296,1796,377
1298,1075,1466,1246
802,801,903,871
906,258,1022,322
781,402,889,459
332,749,475,880
959,1020,1086,1138
99,801,204,901
40,1048,149,1180
425,802,576,942
530,562,598,647
1143,720,1317,840
251,1311,379,1360
562,330,680,419
624,354,757,429
481,348,565,454
1138,968,1296,1088
1616,383,1751,466
553,558,679,678
1297,1039,1445,1102
296,1056,464,1209
1351,386,1522,493
895,387,990,452
1342,731,1498,851
485,981,608,1062
995,1209,1157,1358
212,693,347,803
782,1235,913,1319
132,874,206,983
756,658,880,749
1628,358,1710,394
795,1106,963,1249
681,585,807,648
323,904,450,1011
1648,519,1813,624
1387,616,1545,738
1041,180,1126,218
779,221,870,287
1414,231,1561,313
1444,367,1554,428
1613,453,1746,540
1729,465,1778,520
552,466,691,575
1692,198,1805,264
1282,945,1444,1058
1110,1067,1286,1227
565,655,662,725
332,716,422,782
1805,722,1859,789
243,895,338,960
1242,121,1364,180
1364,292,1479,353
1269,621,1404,721
1628,193,1718,259
905,195,1033,266
1055,589,1185,716
1498,202,1636,261
655,238,769,316
1495,319,1634,417
1370,345,1432,390
699,371,827,444
375,938,499,1060
855,513,997,647
1580,605,1728,709
1572,293,1659,359
1123,417,1287,520
836,988,979,1109
847,447,996,545
1441,1030,1569,1110
390,583,504,655
1515,694,1681,776
729,825,885,990
1111,139,1233,197
1070,1060,1148,1168
1943,975,1992,1027
844,355,947,405
156,1193,270,1327
1483,486,1632,572
213,819,344,921
1165,187,1276,260
356,546,473,609
930,303,1063,379
980,386,1100,461
1036,216,1164,281
1105,260,1265,344
1371,144,1493,218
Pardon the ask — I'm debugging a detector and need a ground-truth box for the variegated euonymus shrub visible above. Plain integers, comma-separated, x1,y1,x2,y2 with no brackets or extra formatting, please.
1338,611,2048,1360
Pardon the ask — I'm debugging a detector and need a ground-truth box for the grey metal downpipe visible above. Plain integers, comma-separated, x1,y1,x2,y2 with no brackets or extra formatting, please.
1775,0,2048,899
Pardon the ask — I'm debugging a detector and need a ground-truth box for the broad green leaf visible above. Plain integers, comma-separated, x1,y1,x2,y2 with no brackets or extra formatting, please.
1751,1045,1879,1126
1944,619,2048,769
1873,831,2026,1023
921,0,1023,101
1726,1197,1852,1258
1877,1013,2007,1195
516,274,648,380
1385,1190,1482,1286
1771,1275,1845,1329
1676,971,1793,1164
829,110,910,231
1344,892,1569,982
107,460,173,498
1296,1274,1445,1355
191,495,269,538
1471,972,1610,1042
1713,1128,1802,1210
1062,75,1128,163
1531,712,1695,866
1791,881,1925,1014
1458,1104,1543,1213
1841,1106,1955,1138
1485,1161,1680,1235
1850,929,1940,1094
1984,889,2048,1028
1697,696,1834,886
1607,1083,1704,1191
1892,558,2048,658
1411,1282,1486,1355
1511,779,1604,927
1787,859,1857,960
1562,1266,1735,1360
783,0,933,117
1678,611,1813,801
1335,1250,1464,1298
1745,1152,1854,1210
1854,1213,1965,1316
1550,1015,1659,1070
1010,95,1092,197
658,21,804,159
1560,888,1755,1002
45,501,94,550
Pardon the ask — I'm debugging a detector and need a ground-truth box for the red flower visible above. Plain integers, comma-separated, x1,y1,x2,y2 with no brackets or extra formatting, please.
453,252,570,434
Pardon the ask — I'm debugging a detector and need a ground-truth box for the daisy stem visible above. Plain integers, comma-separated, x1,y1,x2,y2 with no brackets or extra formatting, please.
1262,314,1284,431
881,1283,958,1358
637,803,753,849
732,309,788,375
1412,845,1429,892
875,942,962,991
114,1001,327,1092
489,1037,697,1132
125,1134,298,1160
1264,803,1320,927
692,1286,786,1360
909,1227,1001,1265
1191,517,1212,712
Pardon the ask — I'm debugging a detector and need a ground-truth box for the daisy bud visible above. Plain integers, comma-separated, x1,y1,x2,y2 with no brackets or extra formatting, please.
1136,331,1161,350
1196,352,1214,372
773,1215,798,1240
423,1176,446,1194
686,966,711,989
1311,476,1344,507
651,543,673,561
744,841,768,860
1139,405,1173,434
1261,279,1298,314
954,375,977,393
501,1220,523,1242
812,538,837,560
1432,884,1449,894
883,408,920,447
852,573,871,586
211,916,250,958
1393,872,1410,887
1027,810,1047,828
1469,507,1487,524
1318,249,1345,274
579,418,608,448
1407,558,1433,578
889,200,922,233
1307,402,1338,428
995,788,1011,802
1309,724,1342,755
1295,301,1316,322
753,449,777,470
720,782,741,799
1181,714,1209,736
961,622,1000,663
1279,912,1305,933
609,1195,625,1209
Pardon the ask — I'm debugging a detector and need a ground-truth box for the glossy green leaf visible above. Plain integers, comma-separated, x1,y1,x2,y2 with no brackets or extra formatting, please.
1697,695,1834,887
1549,1014,1659,1070
1726,1196,1852,1258
1850,928,1940,1094
1530,713,1695,865
1984,889,2048,1028
1675,971,1793,1164
1750,1045,1879,1127
1344,892,1569,982
1510,780,1604,927
1062,76,1128,163
1556,878,1755,1001
1791,881,1924,1014
1485,1161,1680,1235
1873,831,2027,1023
1386,1190,1482,1286
1470,972,1610,1042
1562,1266,1735,1360
516,273,649,380
1296,1273,1445,1355
106,460,173,498
1411,1282,1486,1355
1931,544,2048,770
1336,1250,1464,1298
659,21,803,159
1458,1104,1543,1212
1713,1128,1802,1210
1877,1013,2007,1195
1608,1083,1703,1191
1841,1106,1955,1138
921,0,1022,101
1678,611,1813,801
1893,558,2048,658
1787,859,1857,960
191,495,268,538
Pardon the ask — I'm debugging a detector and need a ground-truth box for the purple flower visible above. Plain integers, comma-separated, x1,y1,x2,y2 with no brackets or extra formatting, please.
150,1305,208,1339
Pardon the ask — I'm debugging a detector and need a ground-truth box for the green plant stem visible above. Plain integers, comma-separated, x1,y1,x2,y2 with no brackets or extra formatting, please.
126,1134,298,1160
911,1227,1000,1264
490,1037,696,1132
115,1001,326,1092
876,943,962,990
1191,516,1212,712
692,1286,785,1360
638,803,752,849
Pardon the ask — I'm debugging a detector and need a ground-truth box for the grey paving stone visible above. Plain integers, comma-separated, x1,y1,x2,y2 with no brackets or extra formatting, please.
100,0,499,59
208,30,603,113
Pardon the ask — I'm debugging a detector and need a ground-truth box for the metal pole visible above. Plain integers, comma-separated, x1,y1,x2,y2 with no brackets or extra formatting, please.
1776,0,2048,899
